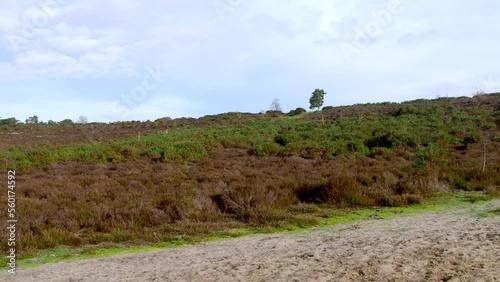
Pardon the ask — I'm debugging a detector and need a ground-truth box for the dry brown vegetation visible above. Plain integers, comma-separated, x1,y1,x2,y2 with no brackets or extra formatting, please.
0,94,499,260
1,150,428,252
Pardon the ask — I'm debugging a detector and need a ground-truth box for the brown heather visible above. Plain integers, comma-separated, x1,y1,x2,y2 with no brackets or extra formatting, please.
0,94,499,258
1,143,498,256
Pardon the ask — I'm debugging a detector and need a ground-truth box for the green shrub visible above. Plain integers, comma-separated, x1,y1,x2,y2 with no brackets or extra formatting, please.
218,135,250,149
414,143,448,168
347,140,370,156
453,180,468,191
142,146,163,160
274,134,300,147
287,107,307,116
265,110,283,117
323,140,349,158
174,140,208,159
248,142,282,157
27,148,56,166
462,127,481,145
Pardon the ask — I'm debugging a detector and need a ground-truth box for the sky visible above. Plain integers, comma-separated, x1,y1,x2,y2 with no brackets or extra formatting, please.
0,0,499,123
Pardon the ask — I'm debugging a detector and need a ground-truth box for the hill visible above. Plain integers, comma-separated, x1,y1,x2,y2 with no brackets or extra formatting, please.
0,94,499,262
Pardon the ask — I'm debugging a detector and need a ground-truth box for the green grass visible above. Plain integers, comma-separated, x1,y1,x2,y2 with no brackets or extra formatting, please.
7,191,496,271
480,207,500,218
319,192,486,224
1,101,496,170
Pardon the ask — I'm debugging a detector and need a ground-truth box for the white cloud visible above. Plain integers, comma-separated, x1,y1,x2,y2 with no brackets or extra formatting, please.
16,49,74,65
0,0,499,122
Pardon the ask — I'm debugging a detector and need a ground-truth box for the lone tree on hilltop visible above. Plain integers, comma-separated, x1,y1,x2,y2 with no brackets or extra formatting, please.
309,89,326,111
269,98,282,112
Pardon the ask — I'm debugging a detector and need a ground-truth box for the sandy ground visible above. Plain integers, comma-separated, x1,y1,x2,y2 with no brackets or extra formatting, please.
3,200,499,282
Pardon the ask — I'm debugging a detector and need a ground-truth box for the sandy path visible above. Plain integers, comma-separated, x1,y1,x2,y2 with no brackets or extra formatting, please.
3,200,499,282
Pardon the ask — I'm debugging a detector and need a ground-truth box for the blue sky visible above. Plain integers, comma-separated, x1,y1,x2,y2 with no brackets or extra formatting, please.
0,0,499,122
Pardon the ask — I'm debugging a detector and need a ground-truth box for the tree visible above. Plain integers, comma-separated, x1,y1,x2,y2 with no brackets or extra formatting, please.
473,86,486,97
25,115,39,124
309,89,326,111
59,119,74,125
77,115,89,124
269,98,282,112
0,117,18,125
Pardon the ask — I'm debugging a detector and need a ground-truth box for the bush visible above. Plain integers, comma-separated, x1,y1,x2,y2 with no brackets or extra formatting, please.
248,142,282,157
287,107,307,116
453,180,468,191
347,140,370,156
413,143,448,168
283,140,323,159
142,146,164,162
366,129,418,149
153,194,186,223
274,134,300,147
378,196,403,207
265,110,283,117
323,140,349,158
59,119,74,125
0,117,18,125
174,140,208,160
218,135,250,149
462,132,480,146
212,184,295,223
295,176,374,207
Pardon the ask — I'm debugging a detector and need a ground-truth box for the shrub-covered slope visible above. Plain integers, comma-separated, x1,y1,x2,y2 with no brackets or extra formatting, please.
0,94,498,258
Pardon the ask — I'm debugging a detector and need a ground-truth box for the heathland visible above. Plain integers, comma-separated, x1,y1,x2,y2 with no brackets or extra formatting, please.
0,94,499,266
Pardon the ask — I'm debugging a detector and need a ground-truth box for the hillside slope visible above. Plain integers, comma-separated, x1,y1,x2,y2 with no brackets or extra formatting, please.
0,94,499,264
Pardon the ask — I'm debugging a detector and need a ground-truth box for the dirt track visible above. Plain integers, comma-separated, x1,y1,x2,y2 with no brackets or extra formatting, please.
3,200,499,282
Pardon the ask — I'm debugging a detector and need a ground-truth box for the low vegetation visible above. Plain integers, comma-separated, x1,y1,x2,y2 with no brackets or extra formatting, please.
11,191,492,269
0,94,499,264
